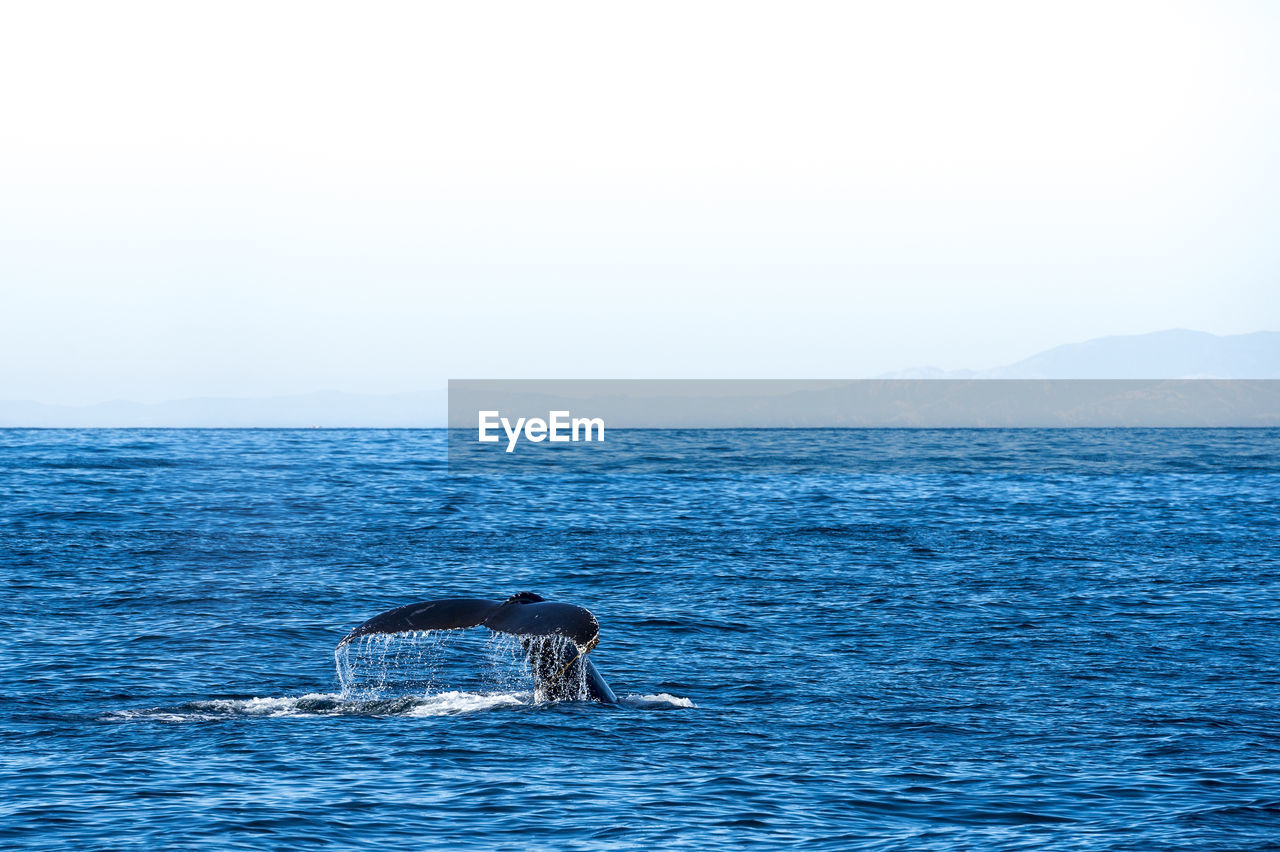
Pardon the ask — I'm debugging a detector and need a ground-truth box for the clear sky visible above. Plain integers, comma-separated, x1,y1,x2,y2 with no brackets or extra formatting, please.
2,1,1277,404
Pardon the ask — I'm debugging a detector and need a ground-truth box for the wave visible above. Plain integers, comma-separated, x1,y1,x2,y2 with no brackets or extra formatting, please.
105,690,695,721
618,693,697,709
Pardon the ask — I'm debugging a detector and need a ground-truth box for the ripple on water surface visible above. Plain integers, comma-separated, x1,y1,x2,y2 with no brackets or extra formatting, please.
1,428,1278,850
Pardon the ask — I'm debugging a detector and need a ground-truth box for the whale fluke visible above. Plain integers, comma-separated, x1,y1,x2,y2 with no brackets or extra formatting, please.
338,592,615,703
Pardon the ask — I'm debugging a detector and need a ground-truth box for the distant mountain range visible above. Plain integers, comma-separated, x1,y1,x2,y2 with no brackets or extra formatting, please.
879,329,1280,380
1,330,1276,427
0,390,448,429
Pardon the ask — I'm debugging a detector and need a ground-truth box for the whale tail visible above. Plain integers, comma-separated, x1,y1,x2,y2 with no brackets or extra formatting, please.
339,593,617,703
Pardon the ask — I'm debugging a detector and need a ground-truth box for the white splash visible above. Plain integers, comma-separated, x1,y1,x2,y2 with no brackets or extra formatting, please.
104,690,537,722
619,693,697,709
107,628,696,722
334,628,592,702
405,690,528,716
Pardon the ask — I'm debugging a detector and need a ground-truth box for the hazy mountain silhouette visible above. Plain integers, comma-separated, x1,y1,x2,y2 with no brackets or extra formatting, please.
880,330,1280,380
2,330,1276,426
0,390,447,428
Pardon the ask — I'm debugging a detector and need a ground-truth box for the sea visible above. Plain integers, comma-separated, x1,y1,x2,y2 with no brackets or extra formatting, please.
1,428,1278,850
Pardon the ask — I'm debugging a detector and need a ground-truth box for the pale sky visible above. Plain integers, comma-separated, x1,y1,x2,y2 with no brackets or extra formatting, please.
1,1,1277,404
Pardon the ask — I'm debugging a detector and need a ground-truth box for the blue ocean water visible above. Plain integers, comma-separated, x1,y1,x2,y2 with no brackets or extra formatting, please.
1,428,1278,850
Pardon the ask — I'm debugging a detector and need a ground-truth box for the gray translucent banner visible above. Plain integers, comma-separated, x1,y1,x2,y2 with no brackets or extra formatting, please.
447,380,1280,474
